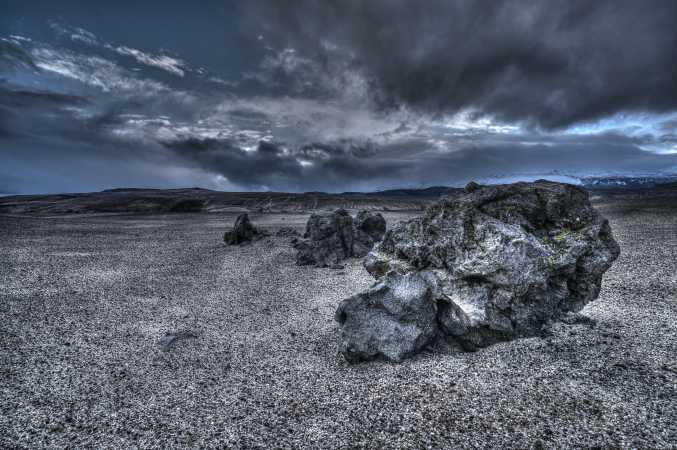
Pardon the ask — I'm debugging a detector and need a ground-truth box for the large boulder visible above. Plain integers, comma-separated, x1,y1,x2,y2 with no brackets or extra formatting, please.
223,213,266,245
295,209,386,267
338,180,620,361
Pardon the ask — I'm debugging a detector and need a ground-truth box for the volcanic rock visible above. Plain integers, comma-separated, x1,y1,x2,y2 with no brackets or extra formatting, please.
339,180,620,361
224,213,266,245
352,211,387,257
294,209,354,267
295,209,386,267
335,271,441,363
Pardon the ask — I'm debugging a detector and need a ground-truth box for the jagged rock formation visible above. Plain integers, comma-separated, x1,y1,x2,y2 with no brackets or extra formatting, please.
223,213,267,245
294,209,386,267
295,209,354,267
337,180,620,362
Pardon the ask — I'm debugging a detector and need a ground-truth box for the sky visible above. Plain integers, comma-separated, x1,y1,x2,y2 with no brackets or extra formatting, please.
2,0,677,194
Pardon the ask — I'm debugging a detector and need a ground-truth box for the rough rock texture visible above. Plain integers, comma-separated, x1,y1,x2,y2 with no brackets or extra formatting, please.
335,271,441,362
223,213,266,245
352,211,387,257
294,209,354,267
295,209,386,267
340,180,620,361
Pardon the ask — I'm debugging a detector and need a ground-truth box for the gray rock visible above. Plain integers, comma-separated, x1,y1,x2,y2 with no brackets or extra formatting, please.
335,271,441,363
352,211,386,257
159,330,196,352
295,209,386,267
341,180,620,361
224,213,266,245
295,209,354,267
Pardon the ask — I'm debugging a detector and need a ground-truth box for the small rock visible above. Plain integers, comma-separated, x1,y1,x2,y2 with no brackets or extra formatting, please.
223,213,267,245
335,271,441,363
159,331,196,352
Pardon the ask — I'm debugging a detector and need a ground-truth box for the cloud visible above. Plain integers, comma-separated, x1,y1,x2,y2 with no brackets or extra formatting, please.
47,22,236,83
30,47,173,96
112,46,186,77
0,38,38,71
2,11,677,195
0,82,92,142
50,21,99,46
158,132,677,192
0,85,88,109
246,45,369,103
247,0,677,129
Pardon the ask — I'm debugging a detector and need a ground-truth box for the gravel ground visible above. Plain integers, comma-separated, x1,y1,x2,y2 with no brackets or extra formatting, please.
1,202,676,449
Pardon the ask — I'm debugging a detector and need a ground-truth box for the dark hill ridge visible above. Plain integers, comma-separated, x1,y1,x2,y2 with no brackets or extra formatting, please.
0,187,443,215
2,178,677,215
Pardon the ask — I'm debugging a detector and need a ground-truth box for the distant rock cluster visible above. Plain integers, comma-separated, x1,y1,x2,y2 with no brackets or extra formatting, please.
336,180,621,363
223,213,268,245
294,209,386,268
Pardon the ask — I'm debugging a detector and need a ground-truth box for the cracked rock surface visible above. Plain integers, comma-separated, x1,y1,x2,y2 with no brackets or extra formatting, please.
342,181,620,361
295,209,386,267
352,210,387,257
335,271,441,363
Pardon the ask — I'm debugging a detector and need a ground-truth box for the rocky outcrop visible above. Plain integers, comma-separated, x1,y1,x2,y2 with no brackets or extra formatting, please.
295,209,386,267
295,209,354,267
224,213,267,245
337,180,620,362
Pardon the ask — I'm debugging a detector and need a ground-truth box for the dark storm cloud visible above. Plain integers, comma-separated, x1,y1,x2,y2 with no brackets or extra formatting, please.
0,85,88,110
248,0,677,128
160,133,677,192
2,1,677,194
161,137,406,191
0,83,92,142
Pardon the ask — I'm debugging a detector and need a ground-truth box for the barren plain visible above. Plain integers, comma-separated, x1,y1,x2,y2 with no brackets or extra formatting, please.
1,190,676,448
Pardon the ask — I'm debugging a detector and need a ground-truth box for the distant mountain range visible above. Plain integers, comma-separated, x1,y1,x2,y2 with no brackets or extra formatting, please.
2,176,676,215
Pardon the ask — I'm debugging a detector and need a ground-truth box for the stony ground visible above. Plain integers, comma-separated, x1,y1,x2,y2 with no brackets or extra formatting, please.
0,200,675,449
